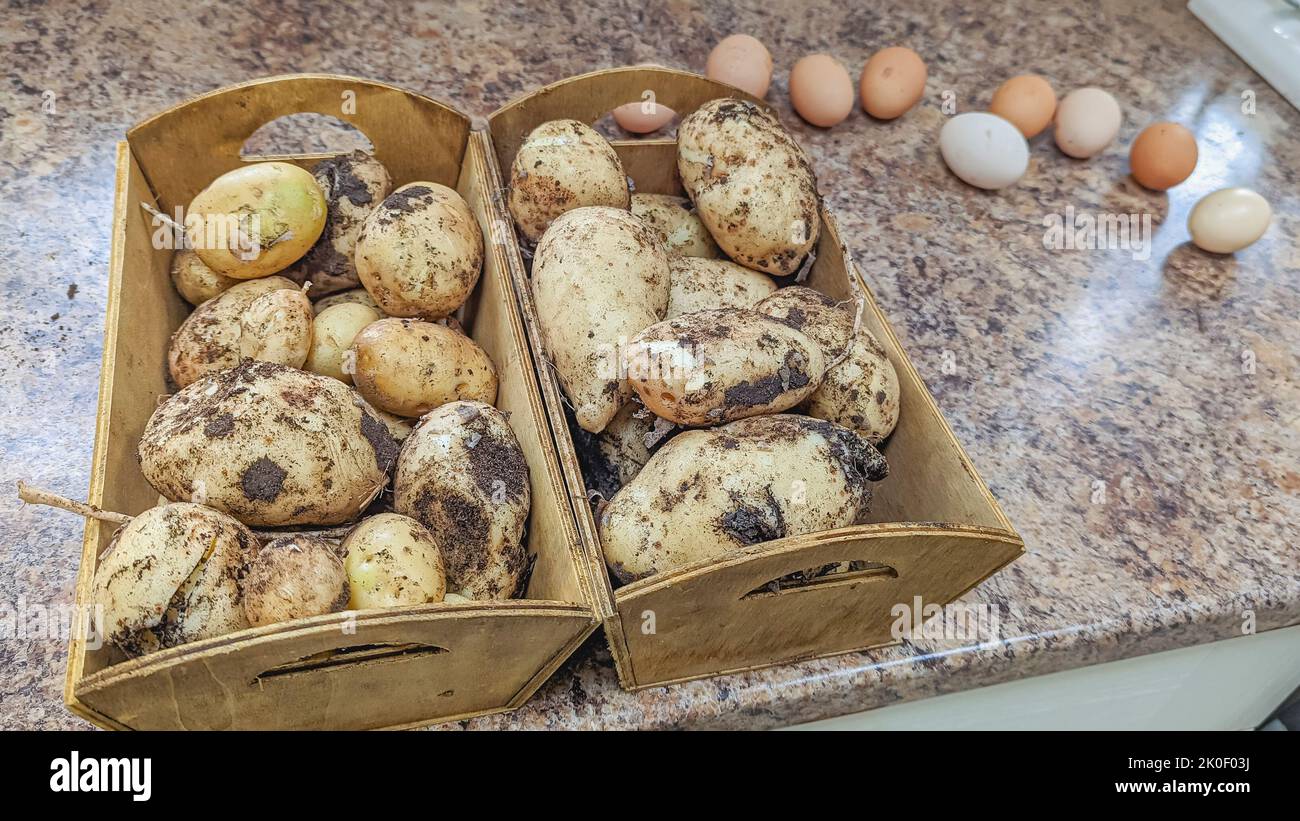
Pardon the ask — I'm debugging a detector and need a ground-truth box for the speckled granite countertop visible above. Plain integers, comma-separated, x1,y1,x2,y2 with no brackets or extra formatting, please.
1,0,1296,730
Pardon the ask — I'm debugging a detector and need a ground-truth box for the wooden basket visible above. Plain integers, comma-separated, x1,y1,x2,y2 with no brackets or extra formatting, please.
65,75,599,730
485,67,1025,690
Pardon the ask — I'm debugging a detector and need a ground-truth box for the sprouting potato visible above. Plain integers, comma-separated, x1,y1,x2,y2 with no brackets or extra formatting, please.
677,99,821,275
394,401,531,600
167,275,297,388
354,182,483,319
304,302,381,383
599,414,888,582
239,286,314,369
186,161,327,279
91,502,255,655
507,119,630,243
667,257,777,318
284,151,393,297
631,193,721,258
170,248,239,306
343,513,446,608
531,206,670,433
624,308,826,426
350,318,498,417
139,360,397,527
242,535,349,627
313,287,385,316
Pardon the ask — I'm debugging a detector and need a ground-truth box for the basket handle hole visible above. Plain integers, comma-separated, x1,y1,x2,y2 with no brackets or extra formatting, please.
240,112,374,160
742,561,898,600
253,641,448,682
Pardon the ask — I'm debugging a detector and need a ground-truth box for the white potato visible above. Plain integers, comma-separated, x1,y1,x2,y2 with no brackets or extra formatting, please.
631,193,721,258
532,206,670,433
242,535,349,626
170,248,239,306
350,318,497,417
394,401,530,600
239,286,314,369
139,360,397,526
677,99,820,275
507,119,630,243
805,328,901,444
667,257,777,318
167,275,297,388
599,414,888,581
343,513,446,608
304,302,381,383
355,182,483,319
313,287,384,316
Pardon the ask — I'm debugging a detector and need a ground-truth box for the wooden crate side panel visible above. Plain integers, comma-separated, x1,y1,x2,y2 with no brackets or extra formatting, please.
128,74,470,213
75,606,592,730
615,528,1023,685
455,135,588,607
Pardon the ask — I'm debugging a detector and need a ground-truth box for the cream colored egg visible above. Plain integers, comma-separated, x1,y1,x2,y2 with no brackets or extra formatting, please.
1054,87,1121,158
1188,187,1271,254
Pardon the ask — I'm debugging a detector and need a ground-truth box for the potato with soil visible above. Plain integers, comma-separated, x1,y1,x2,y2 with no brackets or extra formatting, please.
757,287,900,443
508,119,630,243
238,285,314,369
170,248,239,306
631,193,721,258
624,308,825,426
394,401,530,600
242,535,349,626
167,275,296,388
304,301,381,384
313,287,384,315
139,360,397,527
355,182,483,319
92,502,255,655
599,414,888,582
532,206,670,433
350,318,497,417
667,257,777,318
343,513,446,608
186,161,327,279
284,151,393,296
677,99,821,275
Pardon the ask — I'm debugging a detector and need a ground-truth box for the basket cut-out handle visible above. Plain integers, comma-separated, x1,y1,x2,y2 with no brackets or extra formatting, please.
742,561,899,600
127,73,472,212
253,641,448,683
487,66,767,171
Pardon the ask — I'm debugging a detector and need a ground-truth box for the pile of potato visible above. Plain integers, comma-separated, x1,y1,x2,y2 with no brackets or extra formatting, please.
96,151,532,658
508,100,901,584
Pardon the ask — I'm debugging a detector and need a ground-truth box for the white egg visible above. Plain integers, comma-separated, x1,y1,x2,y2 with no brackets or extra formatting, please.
1054,87,1122,159
939,112,1029,190
1188,187,1272,254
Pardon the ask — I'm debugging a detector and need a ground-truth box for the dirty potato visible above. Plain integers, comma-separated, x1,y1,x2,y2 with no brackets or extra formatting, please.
167,275,297,388
239,285,314,369
677,99,820,275
354,182,483,319
594,402,677,490
92,502,255,654
313,287,384,316
343,513,446,608
394,401,530,600
242,535,349,626
624,308,825,426
186,161,327,279
304,302,381,383
805,328,901,444
350,318,497,417
170,248,239,306
139,360,397,527
507,119,630,243
599,414,888,582
532,206,670,433
667,257,777,318
756,286,854,362
284,151,393,296
631,193,721,258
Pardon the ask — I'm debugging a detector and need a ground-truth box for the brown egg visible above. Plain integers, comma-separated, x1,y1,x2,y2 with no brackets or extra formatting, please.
1129,122,1198,191
859,46,927,120
989,74,1057,138
612,100,676,134
706,34,773,98
790,54,855,127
